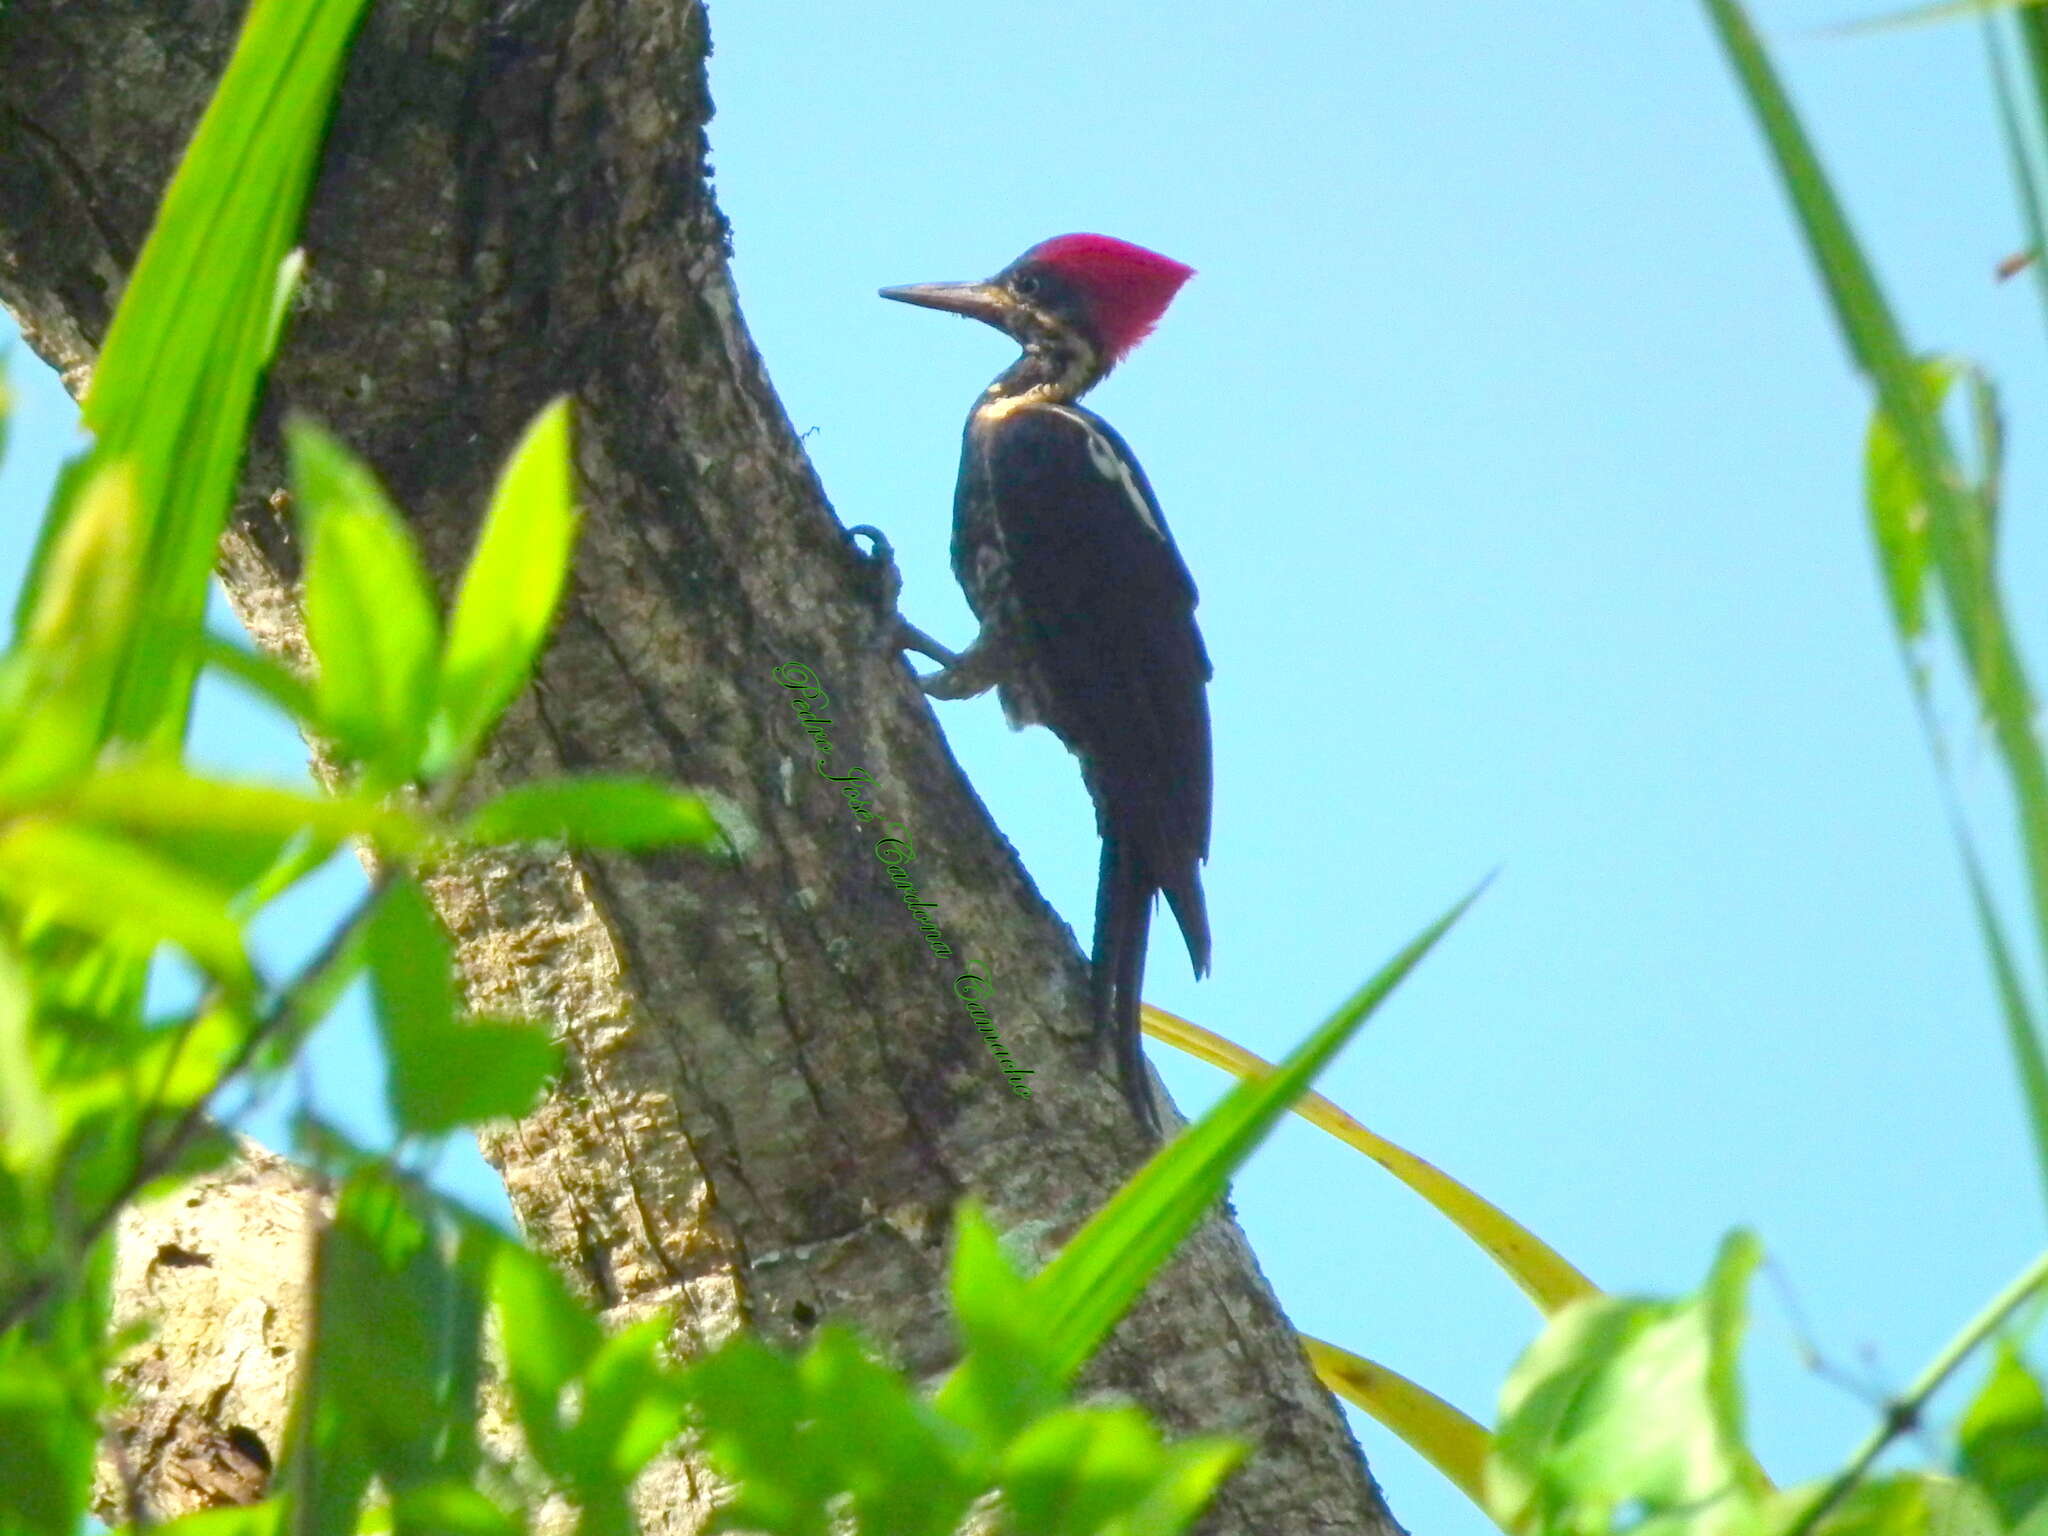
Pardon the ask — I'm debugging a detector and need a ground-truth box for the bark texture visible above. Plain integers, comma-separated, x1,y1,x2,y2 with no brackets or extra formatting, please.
0,3,1401,1532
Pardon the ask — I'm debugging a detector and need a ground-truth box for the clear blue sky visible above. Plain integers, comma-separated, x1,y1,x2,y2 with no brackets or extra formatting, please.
2,2,2040,1532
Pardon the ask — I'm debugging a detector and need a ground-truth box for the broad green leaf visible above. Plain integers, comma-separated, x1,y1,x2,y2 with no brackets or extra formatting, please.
59,0,375,747
51,761,432,894
0,942,55,1179
1118,1437,1247,1536
397,1016,556,1135
0,1340,92,1534
1001,1407,1163,1536
1801,1474,2002,1536
561,1313,687,1484
1487,1230,1765,1534
801,1326,977,1536
0,819,251,995
365,878,557,1136
464,776,724,852
388,1482,519,1536
10,460,143,766
428,399,578,777
491,1240,601,1464
991,884,1481,1392
18,458,141,665
941,1204,1062,1456
127,1503,283,1536
316,1173,447,1480
1959,1344,2048,1527
292,419,441,780
0,1243,110,1534
685,1333,834,1536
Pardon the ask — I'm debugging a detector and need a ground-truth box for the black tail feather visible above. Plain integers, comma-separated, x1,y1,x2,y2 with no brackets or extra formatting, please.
1094,828,1159,1133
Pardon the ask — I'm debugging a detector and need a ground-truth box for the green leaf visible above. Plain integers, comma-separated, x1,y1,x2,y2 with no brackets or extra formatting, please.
1864,360,1951,644
1001,1407,1160,1536
315,1173,449,1481
1835,0,2040,34
132,1503,283,1536
51,760,433,892
801,1327,977,1536
1959,1344,2048,1527
292,419,441,780
940,1204,1062,1457
490,1240,601,1465
0,819,252,995
988,884,1481,1394
464,776,724,851
427,399,578,778
686,1333,835,1536
0,1337,94,1535
1707,0,2048,1225
365,878,558,1136
1487,1230,1765,1534
1803,1474,2003,1536
10,460,144,760
1118,1437,1247,1536
389,1482,520,1536
561,1313,688,1484
0,941,56,1180
55,0,375,748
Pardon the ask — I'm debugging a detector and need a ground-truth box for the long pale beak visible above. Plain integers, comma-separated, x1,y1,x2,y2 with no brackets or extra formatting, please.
878,280,1013,327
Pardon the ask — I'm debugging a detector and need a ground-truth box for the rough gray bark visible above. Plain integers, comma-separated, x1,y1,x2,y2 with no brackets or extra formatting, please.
0,3,1403,1533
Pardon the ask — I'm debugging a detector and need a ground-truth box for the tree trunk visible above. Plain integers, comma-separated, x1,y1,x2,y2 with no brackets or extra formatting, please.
0,3,1402,1532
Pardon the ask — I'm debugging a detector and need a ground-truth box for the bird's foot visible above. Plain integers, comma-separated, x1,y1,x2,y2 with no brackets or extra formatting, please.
845,525,965,674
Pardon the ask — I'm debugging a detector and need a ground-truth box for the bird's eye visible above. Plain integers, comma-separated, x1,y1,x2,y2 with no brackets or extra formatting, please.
1014,273,1041,297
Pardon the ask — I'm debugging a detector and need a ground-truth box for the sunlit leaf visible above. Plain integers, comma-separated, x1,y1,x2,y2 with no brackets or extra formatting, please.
365,878,557,1136
1960,1344,2048,1528
997,884,1482,1391
463,776,723,851
0,819,252,995
1145,1003,1597,1316
293,419,440,780
1487,1230,1765,1533
58,0,375,746
427,399,578,777
940,1204,1061,1458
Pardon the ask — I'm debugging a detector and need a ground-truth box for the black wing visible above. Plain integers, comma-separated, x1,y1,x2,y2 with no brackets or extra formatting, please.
976,401,1213,976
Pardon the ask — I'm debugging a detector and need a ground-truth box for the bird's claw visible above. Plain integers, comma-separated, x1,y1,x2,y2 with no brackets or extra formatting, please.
844,525,963,672
846,524,903,613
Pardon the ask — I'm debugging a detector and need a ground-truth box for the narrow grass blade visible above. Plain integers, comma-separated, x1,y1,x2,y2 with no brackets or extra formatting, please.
1708,0,2048,1214
1985,18,2048,342
1836,0,2036,34
1144,1004,1596,1315
1022,883,1486,1383
1961,842,2048,1224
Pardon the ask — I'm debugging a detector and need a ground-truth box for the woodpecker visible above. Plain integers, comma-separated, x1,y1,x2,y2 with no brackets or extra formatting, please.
876,233,1211,1134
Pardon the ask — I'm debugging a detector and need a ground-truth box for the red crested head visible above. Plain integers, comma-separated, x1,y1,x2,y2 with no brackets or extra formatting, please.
1017,233,1195,362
